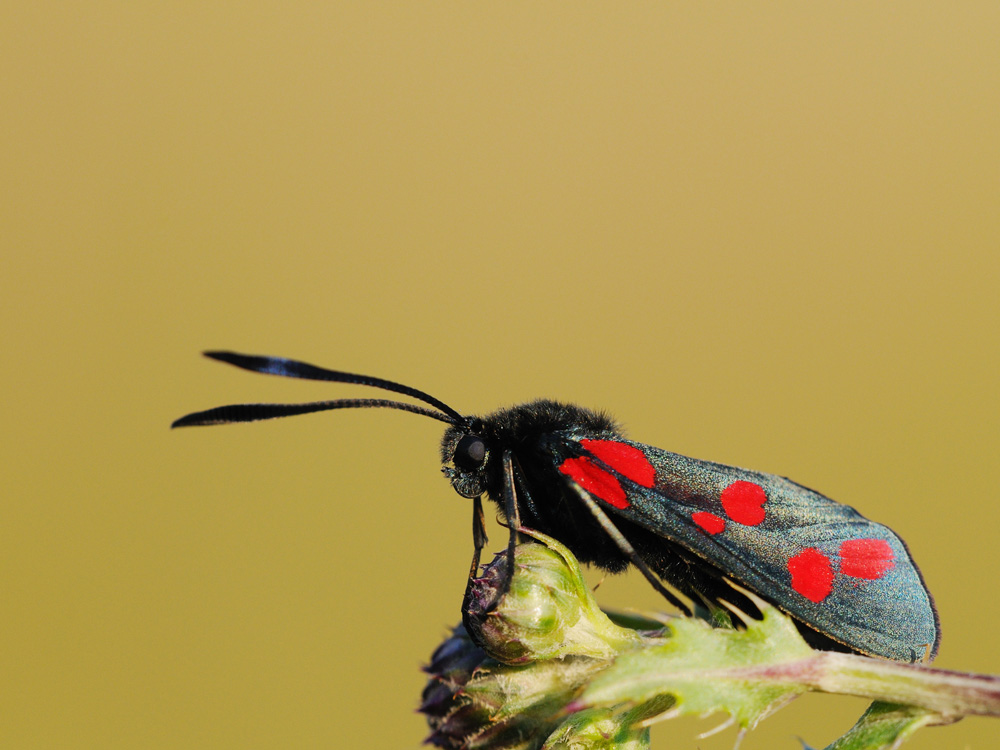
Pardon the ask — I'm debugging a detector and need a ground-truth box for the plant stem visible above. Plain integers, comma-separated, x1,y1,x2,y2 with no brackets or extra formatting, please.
741,653,1000,720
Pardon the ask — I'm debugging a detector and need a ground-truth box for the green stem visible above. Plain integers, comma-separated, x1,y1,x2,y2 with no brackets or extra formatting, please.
816,653,1000,719
740,653,1000,720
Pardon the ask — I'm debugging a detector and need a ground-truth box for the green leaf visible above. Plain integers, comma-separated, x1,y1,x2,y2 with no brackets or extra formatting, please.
578,598,815,730
815,702,940,750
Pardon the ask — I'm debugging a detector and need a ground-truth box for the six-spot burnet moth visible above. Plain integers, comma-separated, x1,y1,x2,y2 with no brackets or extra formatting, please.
172,351,939,663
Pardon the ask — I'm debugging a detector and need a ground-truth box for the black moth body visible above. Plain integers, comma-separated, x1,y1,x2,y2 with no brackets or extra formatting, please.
174,352,940,663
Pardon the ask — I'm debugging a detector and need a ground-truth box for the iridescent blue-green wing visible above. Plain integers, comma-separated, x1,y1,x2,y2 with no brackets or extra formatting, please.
550,435,939,663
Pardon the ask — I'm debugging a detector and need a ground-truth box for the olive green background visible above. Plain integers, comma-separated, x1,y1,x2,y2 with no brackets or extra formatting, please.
3,4,998,748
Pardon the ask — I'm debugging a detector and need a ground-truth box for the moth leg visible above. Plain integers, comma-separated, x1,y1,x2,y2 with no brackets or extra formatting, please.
462,451,523,626
565,478,693,616
501,450,522,584
461,495,489,626
510,455,540,520
468,494,488,579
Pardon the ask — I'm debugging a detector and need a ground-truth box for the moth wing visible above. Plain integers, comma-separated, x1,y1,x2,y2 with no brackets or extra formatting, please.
550,435,939,662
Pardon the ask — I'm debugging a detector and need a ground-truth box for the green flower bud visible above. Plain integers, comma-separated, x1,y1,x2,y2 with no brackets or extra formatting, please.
422,534,653,749
421,624,611,750
540,707,649,750
464,534,644,665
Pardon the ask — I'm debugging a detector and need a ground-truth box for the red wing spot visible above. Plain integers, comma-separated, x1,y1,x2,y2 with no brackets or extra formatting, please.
839,538,895,579
788,548,834,603
581,439,656,488
692,512,725,535
720,481,767,526
559,456,630,509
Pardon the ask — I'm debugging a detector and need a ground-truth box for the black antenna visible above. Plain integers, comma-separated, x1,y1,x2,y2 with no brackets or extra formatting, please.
171,351,464,428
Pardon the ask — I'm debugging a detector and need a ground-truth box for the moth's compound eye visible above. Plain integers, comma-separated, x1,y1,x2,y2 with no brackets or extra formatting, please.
453,434,487,470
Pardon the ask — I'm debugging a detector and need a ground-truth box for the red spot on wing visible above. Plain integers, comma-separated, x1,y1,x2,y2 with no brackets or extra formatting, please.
720,481,767,526
581,439,656,487
788,548,834,603
839,538,895,579
692,512,725,535
559,456,630,509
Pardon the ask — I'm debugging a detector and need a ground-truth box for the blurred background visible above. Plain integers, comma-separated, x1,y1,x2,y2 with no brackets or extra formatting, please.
2,3,998,748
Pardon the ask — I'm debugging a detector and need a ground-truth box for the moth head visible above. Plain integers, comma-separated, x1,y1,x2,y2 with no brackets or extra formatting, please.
441,422,491,498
